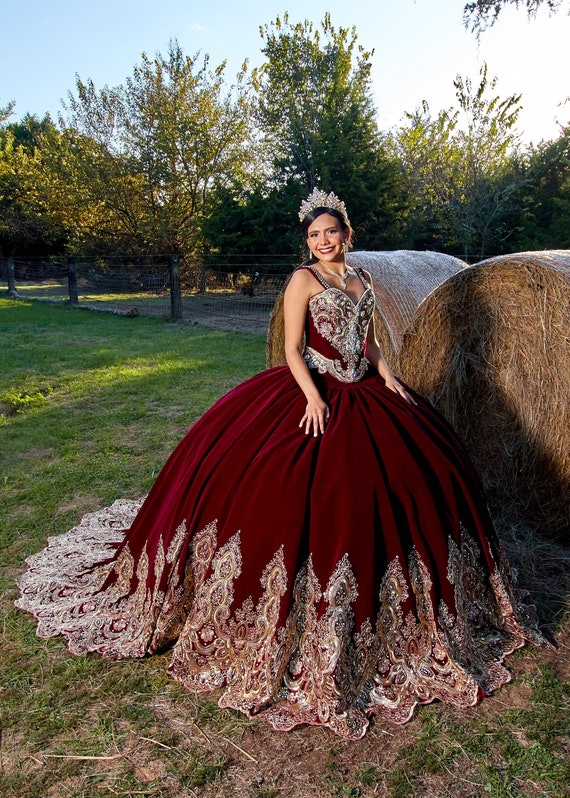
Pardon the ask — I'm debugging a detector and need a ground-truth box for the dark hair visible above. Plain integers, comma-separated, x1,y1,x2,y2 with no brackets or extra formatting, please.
300,206,354,265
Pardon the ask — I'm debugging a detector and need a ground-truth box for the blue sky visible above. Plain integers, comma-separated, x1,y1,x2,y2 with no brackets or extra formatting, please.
2,0,569,144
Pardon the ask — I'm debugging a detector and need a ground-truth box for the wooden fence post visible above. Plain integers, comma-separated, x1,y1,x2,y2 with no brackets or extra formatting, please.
170,255,182,320
67,258,79,304
7,256,17,296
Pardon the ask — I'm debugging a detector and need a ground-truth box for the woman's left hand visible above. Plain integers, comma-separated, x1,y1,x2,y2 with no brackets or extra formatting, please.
384,377,417,405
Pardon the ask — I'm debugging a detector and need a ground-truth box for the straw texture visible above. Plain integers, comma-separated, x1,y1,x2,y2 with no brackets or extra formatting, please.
398,251,570,540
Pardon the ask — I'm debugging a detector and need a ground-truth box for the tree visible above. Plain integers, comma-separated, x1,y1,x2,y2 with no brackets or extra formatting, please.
0,109,134,257
512,125,570,249
0,99,15,125
202,181,306,264
62,40,256,256
451,64,523,258
0,114,67,256
252,14,404,248
464,0,567,33
34,126,142,256
395,65,523,259
391,103,460,251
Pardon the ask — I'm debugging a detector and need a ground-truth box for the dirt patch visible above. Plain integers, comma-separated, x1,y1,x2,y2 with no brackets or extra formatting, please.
222,722,405,797
53,493,104,519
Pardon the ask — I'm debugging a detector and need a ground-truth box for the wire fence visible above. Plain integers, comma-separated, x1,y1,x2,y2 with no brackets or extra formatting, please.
1,255,294,334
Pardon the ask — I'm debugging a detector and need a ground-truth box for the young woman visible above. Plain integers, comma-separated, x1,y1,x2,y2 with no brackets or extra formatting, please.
16,189,548,740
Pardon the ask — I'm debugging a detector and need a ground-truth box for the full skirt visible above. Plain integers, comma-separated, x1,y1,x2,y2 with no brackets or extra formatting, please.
16,366,547,739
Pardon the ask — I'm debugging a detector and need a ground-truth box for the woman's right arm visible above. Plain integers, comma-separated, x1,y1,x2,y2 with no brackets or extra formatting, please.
283,271,330,436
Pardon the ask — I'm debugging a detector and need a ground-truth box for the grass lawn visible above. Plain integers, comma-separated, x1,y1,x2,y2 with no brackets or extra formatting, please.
1,297,568,798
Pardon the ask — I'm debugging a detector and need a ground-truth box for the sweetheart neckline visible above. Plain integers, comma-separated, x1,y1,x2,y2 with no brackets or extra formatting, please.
309,285,373,309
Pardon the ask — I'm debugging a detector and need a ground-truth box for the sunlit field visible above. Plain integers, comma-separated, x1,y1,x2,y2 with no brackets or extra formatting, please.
11,280,284,330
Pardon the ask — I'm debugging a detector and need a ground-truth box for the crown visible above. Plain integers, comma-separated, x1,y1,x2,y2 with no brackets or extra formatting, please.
298,188,348,222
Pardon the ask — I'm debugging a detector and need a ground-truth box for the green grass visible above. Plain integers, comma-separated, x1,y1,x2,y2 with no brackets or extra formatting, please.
0,298,263,566
0,298,264,797
1,297,568,798
383,665,570,798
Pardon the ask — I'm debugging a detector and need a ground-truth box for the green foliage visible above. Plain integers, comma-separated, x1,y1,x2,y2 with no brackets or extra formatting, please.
255,13,375,183
203,183,303,260
391,102,460,251
512,125,570,250
252,14,405,248
60,39,255,256
0,98,16,124
464,0,566,34
1,17,570,260
0,114,67,255
395,64,524,259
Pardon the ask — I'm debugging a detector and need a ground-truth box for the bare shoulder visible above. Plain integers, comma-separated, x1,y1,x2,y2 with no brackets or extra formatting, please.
285,267,317,298
288,267,314,287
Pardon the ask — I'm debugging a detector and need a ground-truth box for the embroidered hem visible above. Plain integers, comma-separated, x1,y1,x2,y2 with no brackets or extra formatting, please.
15,501,549,740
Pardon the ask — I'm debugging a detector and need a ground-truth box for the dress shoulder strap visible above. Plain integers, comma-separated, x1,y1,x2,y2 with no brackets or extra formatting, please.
353,266,371,288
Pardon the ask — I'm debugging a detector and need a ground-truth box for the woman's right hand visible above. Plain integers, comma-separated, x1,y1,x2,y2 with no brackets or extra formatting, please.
300,395,330,437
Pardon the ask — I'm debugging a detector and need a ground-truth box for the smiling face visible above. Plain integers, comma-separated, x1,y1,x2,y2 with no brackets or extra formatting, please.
306,212,349,267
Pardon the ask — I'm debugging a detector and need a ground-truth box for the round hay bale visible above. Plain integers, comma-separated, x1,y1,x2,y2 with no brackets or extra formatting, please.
266,250,467,369
266,273,293,369
398,251,570,541
348,251,468,364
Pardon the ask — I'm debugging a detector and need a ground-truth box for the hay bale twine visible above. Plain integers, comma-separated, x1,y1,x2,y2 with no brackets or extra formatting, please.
266,250,467,369
398,251,570,541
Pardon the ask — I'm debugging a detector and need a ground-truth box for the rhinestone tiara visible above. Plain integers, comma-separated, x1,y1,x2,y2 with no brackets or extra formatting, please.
298,188,348,222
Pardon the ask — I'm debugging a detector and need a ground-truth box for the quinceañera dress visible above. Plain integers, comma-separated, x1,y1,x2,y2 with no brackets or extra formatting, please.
16,266,548,740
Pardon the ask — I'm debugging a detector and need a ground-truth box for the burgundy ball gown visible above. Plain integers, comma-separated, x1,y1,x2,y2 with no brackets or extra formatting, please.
16,266,548,740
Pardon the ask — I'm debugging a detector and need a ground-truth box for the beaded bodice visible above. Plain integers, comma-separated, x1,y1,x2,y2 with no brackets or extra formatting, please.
301,266,375,383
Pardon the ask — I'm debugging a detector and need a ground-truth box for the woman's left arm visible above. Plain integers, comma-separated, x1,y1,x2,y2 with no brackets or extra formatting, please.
364,288,416,405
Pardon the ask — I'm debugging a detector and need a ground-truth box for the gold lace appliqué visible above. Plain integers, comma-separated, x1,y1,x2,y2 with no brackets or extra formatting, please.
15,498,192,658
165,524,548,739
17,509,549,740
